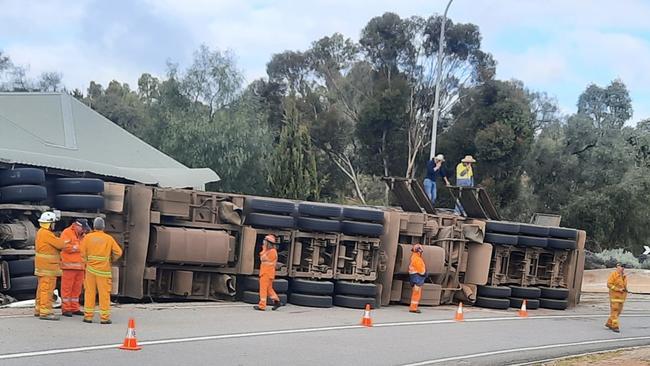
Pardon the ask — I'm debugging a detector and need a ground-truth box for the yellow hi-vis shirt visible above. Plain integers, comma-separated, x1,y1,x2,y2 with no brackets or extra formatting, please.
607,271,628,303
456,163,473,181
81,231,123,278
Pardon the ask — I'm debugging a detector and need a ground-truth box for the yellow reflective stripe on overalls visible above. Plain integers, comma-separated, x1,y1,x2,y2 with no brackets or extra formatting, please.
86,266,112,277
35,268,61,276
36,253,60,260
87,255,110,261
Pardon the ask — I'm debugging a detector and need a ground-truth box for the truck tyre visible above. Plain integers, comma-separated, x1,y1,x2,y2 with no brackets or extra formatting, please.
486,221,519,234
0,168,45,186
245,213,295,229
334,294,376,309
342,207,384,223
509,286,541,299
477,285,511,298
241,291,288,305
340,221,384,237
539,287,569,300
335,281,377,297
539,298,568,310
297,203,342,219
547,238,577,250
474,296,510,310
509,297,540,310
54,178,105,194
549,227,578,240
8,275,38,293
296,217,341,233
290,279,334,295
484,233,518,246
245,198,295,215
288,293,333,308
54,194,104,211
8,259,35,277
517,236,548,248
518,224,550,237
0,185,47,203
238,276,289,293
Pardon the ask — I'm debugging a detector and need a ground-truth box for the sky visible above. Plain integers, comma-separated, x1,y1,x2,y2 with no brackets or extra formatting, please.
1,0,649,121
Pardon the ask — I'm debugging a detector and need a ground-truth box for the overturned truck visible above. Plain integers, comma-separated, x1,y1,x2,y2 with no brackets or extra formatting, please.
0,169,586,311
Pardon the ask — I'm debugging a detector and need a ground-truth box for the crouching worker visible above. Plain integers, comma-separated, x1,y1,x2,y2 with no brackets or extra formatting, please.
254,235,281,311
82,217,122,324
409,244,427,314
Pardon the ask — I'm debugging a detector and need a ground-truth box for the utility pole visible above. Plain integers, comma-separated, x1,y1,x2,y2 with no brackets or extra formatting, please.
429,0,454,159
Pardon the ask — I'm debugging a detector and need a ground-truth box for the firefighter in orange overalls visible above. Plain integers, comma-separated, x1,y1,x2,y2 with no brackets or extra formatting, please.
605,263,628,333
34,212,67,320
409,244,426,314
81,217,122,324
254,234,281,311
60,219,90,317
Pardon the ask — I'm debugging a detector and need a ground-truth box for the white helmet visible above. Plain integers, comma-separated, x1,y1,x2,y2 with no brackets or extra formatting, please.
38,212,58,223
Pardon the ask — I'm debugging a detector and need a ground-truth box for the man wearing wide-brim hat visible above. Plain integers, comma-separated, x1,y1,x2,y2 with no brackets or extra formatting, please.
454,155,476,215
456,155,476,187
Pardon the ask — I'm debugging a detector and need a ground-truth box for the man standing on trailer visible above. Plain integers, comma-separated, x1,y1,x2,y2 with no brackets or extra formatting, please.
409,244,426,314
82,217,122,324
34,212,67,320
254,234,281,311
60,219,90,317
423,154,451,206
606,263,628,333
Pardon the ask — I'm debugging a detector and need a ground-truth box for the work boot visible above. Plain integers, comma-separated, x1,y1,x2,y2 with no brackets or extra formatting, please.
33,313,40,317
100,320,112,325
253,305,265,311
409,309,422,314
72,311,84,316
39,314,60,321
612,327,620,333
62,312,73,317
272,300,281,311
82,318,93,324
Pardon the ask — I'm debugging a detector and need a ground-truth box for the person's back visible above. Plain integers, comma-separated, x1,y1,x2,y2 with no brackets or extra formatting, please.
83,231,121,277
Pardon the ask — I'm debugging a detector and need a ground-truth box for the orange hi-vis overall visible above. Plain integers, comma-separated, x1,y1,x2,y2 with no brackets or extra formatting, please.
606,270,628,330
81,231,122,322
34,228,66,316
408,252,426,312
60,225,85,313
258,247,280,310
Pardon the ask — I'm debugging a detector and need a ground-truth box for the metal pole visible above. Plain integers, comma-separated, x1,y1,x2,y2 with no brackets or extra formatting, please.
429,0,454,159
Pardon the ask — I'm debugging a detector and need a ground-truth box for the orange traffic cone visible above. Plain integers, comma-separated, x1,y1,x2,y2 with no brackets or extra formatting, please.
119,318,142,351
518,300,528,318
360,304,373,327
454,302,464,321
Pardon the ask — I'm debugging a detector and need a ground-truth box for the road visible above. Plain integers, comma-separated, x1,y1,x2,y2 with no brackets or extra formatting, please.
0,293,649,365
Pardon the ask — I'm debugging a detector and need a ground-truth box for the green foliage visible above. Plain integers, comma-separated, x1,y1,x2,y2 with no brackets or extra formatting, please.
268,98,321,200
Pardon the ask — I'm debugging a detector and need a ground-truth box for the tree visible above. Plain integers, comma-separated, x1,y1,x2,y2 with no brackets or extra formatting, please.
182,44,243,121
37,72,63,92
439,80,534,209
268,98,321,200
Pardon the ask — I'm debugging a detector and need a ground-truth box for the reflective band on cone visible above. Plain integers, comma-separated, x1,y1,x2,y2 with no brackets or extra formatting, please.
361,304,373,327
518,300,528,318
119,318,142,351
455,302,464,321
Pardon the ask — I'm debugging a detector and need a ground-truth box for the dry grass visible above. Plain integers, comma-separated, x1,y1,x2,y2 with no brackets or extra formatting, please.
539,347,650,366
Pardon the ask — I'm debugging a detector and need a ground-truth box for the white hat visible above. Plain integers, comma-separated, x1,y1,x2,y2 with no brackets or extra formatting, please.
434,154,445,162
38,212,57,223
461,155,476,163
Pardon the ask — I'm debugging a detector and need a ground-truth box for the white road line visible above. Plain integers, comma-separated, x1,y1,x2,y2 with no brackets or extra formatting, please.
400,336,650,366
1,313,650,360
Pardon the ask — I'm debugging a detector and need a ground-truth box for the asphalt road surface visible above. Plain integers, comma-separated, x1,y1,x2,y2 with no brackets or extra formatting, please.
1,293,649,366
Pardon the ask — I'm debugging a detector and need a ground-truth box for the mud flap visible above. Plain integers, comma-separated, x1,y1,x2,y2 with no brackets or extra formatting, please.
123,185,152,299
447,186,500,220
